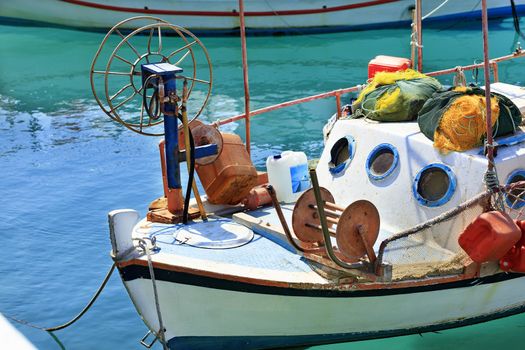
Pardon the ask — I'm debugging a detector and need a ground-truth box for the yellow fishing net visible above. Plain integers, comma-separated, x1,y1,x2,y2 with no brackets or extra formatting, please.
354,69,429,105
434,88,499,153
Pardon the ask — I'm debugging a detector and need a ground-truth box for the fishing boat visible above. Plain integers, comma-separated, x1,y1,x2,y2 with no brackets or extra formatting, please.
88,0,525,349
2,0,525,35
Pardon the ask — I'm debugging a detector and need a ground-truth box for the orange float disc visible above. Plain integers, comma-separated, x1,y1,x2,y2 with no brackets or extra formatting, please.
292,187,335,243
336,200,380,262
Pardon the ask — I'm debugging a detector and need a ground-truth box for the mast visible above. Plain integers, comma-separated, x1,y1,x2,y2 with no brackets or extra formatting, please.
481,0,495,173
238,0,251,155
416,0,423,71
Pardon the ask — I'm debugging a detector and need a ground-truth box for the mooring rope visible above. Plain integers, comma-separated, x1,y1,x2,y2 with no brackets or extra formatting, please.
422,0,450,20
4,262,115,332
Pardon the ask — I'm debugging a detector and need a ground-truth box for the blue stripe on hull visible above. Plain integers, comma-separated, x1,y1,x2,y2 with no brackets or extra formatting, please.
167,303,525,350
120,263,525,297
1,5,525,36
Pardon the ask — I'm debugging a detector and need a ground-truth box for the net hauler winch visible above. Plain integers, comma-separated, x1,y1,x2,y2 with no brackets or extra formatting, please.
90,16,221,224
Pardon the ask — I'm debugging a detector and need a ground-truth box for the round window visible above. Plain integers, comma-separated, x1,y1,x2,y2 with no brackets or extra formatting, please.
366,144,399,181
506,169,525,209
329,136,355,175
413,164,456,207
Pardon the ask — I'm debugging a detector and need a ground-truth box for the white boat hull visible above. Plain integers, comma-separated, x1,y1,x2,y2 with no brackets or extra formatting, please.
2,0,525,34
120,265,525,349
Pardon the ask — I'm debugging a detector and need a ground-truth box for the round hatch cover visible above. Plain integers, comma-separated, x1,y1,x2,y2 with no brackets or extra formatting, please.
174,218,254,249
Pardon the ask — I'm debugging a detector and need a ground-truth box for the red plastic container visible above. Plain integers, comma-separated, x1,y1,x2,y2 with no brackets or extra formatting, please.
368,55,412,79
458,211,521,263
500,220,525,272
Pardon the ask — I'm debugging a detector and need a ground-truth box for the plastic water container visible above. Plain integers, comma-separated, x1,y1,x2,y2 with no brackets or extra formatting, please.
266,151,310,203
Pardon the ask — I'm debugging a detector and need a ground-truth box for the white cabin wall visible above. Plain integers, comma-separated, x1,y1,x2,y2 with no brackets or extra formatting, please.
316,119,525,252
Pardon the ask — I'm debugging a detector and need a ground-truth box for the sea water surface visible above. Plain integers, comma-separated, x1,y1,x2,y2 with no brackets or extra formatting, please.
1,18,525,350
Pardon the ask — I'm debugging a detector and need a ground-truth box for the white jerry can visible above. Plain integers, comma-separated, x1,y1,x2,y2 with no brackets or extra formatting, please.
266,151,310,203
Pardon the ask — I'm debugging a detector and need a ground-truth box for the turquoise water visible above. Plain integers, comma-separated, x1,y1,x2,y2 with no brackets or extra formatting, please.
1,18,525,350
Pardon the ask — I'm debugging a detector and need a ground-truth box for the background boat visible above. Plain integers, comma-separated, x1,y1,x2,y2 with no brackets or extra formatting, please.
1,0,525,35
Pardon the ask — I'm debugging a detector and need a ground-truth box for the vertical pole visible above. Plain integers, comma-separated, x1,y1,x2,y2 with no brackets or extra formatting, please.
416,0,423,72
481,0,495,171
238,0,251,155
491,61,499,83
164,113,184,213
158,140,168,197
335,92,342,119
161,75,184,214
411,9,416,68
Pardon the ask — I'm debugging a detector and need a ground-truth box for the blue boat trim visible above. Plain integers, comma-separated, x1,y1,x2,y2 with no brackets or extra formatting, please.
329,135,356,175
166,303,525,350
413,163,457,207
119,264,524,297
366,143,399,181
1,5,525,36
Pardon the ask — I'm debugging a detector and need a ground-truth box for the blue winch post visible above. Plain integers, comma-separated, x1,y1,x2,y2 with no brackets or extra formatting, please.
141,62,218,215
142,63,185,211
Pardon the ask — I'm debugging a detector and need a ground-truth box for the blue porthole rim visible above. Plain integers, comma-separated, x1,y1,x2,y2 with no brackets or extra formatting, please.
366,143,399,181
328,135,356,175
505,169,525,209
412,163,457,207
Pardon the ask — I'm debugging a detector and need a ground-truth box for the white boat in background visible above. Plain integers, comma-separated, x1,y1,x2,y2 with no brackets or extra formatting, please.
1,0,525,35
0,313,37,350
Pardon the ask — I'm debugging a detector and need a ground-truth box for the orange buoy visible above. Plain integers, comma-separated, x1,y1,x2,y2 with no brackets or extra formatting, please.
458,211,521,263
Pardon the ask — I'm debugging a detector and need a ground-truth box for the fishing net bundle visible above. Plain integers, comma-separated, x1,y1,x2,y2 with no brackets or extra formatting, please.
352,69,442,122
379,181,525,281
418,87,522,153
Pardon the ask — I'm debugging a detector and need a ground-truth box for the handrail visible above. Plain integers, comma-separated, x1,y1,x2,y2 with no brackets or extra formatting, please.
213,86,361,127
425,49,525,78
213,49,525,143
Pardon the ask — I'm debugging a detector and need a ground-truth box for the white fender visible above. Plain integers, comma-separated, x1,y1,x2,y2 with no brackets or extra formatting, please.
108,209,140,261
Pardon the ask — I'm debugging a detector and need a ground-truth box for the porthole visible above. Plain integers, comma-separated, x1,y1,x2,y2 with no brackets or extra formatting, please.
505,169,525,209
366,143,399,181
329,136,355,175
413,164,456,207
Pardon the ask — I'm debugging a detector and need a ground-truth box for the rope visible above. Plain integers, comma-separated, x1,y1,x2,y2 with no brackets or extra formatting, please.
422,0,450,20
453,67,467,87
4,263,116,332
511,0,525,41
484,167,506,212
135,238,168,350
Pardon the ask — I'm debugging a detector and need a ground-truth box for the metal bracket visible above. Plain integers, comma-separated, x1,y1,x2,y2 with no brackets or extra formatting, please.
140,330,158,349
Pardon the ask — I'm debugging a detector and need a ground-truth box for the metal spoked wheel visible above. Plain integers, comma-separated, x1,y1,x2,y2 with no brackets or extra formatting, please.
90,16,213,136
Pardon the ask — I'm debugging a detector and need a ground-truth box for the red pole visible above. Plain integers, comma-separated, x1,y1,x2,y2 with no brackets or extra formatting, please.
481,0,494,171
238,0,251,155
416,0,423,72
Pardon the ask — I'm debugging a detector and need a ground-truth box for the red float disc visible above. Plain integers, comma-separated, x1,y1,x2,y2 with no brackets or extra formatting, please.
292,187,335,243
336,200,380,262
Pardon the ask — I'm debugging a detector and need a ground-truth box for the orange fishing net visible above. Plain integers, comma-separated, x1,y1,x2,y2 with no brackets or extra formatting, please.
434,90,499,153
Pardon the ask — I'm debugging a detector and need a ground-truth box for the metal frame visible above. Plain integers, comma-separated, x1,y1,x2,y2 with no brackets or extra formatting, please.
90,16,213,136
